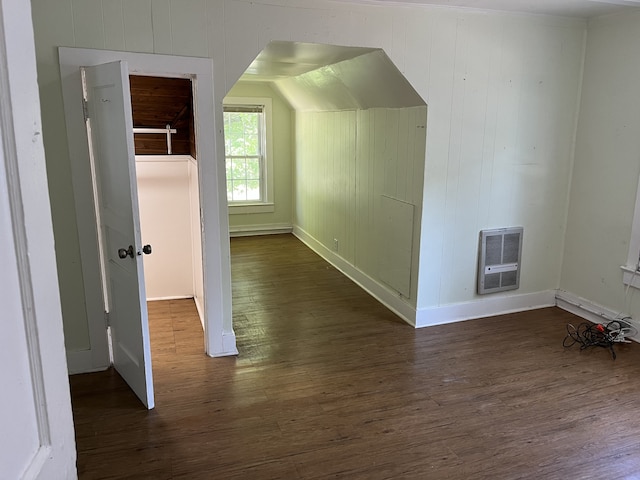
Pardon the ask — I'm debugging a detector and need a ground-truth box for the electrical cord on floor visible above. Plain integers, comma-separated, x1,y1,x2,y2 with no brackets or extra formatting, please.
562,321,631,360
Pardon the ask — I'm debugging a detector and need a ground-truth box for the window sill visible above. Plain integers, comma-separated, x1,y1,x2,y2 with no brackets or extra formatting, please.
228,203,275,215
621,265,640,289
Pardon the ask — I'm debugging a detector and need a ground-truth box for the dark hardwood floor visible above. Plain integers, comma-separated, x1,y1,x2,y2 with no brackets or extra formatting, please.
70,234,640,479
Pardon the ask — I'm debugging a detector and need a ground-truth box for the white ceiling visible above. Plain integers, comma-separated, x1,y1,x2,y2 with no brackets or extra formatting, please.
331,0,640,18
243,42,378,81
271,48,426,111
237,42,426,110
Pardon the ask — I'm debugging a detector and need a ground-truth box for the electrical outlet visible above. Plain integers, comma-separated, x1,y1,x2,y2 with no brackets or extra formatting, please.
333,238,339,251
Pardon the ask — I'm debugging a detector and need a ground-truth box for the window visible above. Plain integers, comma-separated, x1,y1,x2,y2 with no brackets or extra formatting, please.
223,97,273,213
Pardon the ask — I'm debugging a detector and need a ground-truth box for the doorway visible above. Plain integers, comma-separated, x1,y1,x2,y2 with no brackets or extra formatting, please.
130,74,205,359
130,74,205,326
58,48,237,400
225,41,427,327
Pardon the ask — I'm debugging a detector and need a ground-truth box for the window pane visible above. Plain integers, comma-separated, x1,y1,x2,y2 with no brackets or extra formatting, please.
223,106,265,204
230,158,246,180
246,158,260,180
225,113,247,156
231,180,246,202
246,180,260,201
225,159,232,180
243,114,259,135
245,134,259,156
226,180,233,202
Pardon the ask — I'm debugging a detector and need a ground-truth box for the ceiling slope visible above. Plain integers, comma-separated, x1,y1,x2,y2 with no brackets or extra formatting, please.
241,41,426,112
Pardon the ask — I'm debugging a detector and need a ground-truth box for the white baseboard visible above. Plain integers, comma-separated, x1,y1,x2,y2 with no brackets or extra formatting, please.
229,223,292,237
66,349,109,375
208,331,238,357
292,226,417,326
194,295,205,330
556,290,640,342
146,295,193,302
415,290,557,328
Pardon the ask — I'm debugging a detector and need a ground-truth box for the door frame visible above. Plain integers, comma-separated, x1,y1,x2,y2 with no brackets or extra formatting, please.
1,0,76,476
59,48,237,374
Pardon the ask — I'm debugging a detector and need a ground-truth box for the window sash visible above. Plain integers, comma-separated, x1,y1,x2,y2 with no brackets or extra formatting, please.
225,154,264,203
223,108,266,203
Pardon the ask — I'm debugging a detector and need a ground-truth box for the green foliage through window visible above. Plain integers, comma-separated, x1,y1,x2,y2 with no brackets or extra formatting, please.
224,107,264,202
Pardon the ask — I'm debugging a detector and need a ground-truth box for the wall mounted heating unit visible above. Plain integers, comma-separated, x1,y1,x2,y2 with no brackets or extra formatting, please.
477,227,523,295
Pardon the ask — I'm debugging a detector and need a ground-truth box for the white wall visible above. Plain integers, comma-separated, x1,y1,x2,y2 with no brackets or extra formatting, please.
560,11,640,318
136,155,195,300
414,12,584,318
188,157,205,323
135,154,205,325
31,0,587,343
295,107,427,312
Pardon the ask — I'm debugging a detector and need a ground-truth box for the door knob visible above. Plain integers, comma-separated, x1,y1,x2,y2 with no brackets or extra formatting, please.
142,244,152,255
118,245,135,259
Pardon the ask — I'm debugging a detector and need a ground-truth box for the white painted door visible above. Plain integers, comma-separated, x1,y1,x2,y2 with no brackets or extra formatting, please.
83,61,155,409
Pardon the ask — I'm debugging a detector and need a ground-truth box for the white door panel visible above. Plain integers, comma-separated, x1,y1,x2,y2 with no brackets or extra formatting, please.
83,61,154,409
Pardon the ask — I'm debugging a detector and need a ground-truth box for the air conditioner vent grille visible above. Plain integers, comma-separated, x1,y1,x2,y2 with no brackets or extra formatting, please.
478,227,523,295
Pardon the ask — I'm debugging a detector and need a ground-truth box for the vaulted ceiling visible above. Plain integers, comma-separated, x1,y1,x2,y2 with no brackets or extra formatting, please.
239,42,425,111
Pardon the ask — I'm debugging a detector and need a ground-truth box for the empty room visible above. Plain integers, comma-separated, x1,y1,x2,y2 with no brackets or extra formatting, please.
5,0,640,478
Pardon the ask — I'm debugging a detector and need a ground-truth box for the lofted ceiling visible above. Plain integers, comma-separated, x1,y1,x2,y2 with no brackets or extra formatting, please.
239,42,426,111
242,41,379,82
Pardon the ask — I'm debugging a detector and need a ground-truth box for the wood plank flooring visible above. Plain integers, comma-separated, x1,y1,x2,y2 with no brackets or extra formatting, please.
70,234,640,479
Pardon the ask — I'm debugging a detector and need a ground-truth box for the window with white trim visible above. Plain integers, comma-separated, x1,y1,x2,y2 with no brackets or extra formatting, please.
223,97,274,213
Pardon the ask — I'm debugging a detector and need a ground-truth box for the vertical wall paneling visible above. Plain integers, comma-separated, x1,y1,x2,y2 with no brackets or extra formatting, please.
102,0,126,51
168,0,208,58
439,16,470,303
561,11,640,317
31,0,90,351
223,1,262,88
403,13,432,104
411,107,428,298
379,196,414,297
254,2,292,50
383,109,398,199
416,12,583,309
347,108,356,263
295,106,427,306
441,16,496,302
417,10,458,307
150,0,172,55
122,0,154,53
475,17,502,231
396,109,409,201
71,0,105,49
